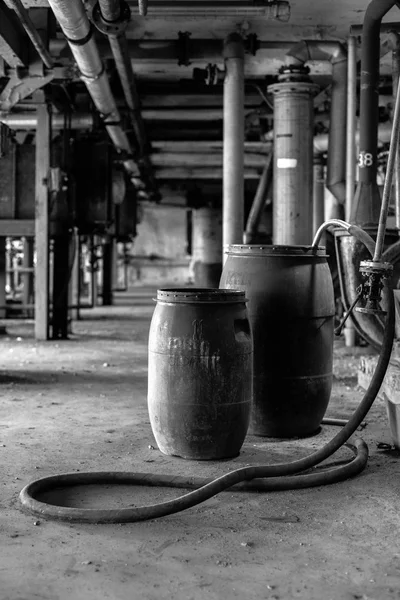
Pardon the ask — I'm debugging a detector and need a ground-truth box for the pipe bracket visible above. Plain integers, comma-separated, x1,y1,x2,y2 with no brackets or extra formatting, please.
91,0,131,36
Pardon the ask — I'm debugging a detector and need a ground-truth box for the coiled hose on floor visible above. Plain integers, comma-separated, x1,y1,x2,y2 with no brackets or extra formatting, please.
19,225,395,524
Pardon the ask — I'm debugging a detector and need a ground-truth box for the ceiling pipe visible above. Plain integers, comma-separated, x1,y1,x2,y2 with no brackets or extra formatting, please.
223,33,245,254
46,0,140,182
92,0,157,195
7,0,54,69
286,40,347,206
0,112,94,129
244,151,273,243
351,0,399,226
388,31,400,231
50,38,294,62
138,0,148,16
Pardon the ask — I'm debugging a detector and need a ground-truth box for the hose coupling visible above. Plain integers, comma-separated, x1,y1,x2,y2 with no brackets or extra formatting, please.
356,260,393,316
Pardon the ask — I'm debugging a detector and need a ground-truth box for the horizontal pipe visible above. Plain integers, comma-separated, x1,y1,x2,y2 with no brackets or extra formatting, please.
0,112,94,129
151,140,270,153
350,21,400,33
313,121,392,154
50,38,294,61
0,108,261,126
155,167,259,180
1,111,393,153
151,152,267,167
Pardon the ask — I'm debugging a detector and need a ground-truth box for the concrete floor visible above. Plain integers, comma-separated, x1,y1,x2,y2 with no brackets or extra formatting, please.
1,287,400,600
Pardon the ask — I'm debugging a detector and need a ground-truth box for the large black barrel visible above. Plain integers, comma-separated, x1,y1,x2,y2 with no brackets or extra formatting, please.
220,245,334,438
148,289,253,459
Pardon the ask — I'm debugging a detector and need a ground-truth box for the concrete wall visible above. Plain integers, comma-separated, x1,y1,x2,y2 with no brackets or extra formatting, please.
127,201,192,286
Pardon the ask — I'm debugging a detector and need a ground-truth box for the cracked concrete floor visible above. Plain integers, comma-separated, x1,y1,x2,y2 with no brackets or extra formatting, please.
1,287,400,600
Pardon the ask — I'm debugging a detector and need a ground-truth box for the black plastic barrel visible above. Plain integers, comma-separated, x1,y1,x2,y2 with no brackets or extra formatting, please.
220,245,334,438
148,289,253,459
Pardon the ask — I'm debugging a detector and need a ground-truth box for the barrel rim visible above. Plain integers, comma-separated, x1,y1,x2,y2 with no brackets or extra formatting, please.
156,288,247,304
224,244,328,257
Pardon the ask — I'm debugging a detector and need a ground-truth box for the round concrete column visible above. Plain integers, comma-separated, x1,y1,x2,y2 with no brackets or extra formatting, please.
192,207,222,287
268,74,319,245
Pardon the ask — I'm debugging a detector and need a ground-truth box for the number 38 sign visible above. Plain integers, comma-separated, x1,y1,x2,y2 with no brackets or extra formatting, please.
358,151,374,167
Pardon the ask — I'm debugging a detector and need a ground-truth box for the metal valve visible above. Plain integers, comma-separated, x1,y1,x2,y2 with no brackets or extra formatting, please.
355,260,393,316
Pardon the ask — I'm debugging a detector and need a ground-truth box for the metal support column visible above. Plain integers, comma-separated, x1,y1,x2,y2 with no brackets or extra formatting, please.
0,238,6,319
346,36,357,223
192,207,222,287
22,237,34,318
34,103,50,340
268,71,318,245
51,235,70,339
69,229,80,322
345,35,357,347
223,33,244,257
102,238,113,306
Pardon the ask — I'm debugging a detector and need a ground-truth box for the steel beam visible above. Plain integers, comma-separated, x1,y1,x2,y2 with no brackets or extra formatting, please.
0,2,26,67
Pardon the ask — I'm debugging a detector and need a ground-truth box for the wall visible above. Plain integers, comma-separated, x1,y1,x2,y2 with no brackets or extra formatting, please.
127,201,192,286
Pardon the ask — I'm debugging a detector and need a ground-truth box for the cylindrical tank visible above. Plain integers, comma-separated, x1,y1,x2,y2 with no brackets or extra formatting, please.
220,245,335,438
268,76,319,245
191,207,222,287
148,288,253,459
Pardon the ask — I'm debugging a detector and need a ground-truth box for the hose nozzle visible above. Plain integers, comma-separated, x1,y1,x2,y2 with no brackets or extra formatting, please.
356,260,393,316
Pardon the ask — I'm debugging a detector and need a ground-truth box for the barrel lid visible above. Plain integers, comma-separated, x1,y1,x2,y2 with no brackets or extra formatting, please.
156,288,247,304
224,244,328,257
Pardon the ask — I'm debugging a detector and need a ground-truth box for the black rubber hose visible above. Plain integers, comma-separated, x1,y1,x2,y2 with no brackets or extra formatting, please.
19,289,394,523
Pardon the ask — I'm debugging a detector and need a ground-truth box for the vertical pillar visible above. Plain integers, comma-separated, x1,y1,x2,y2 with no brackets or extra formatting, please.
223,33,244,259
22,237,34,318
192,207,222,287
69,229,80,322
0,238,6,319
102,237,113,306
34,103,50,340
346,36,357,223
268,72,319,245
89,234,99,307
313,157,325,236
345,35,358,347
51,235,69,339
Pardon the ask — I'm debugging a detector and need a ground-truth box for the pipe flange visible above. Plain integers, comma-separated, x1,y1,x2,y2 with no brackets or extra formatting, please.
91,0,131,36
267,81,319,96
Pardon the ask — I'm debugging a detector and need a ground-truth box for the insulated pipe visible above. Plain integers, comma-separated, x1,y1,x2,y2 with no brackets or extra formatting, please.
373,47,400,262
388,32,400,231
286,41,347,206
313,156,325,235
346,36,357,223
95,0,156,191
351,0,398,226
46,0,139,180
7,0,54,69
244,152,273,243
223,33,245,255
268,75,318,245
0,112,94,129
